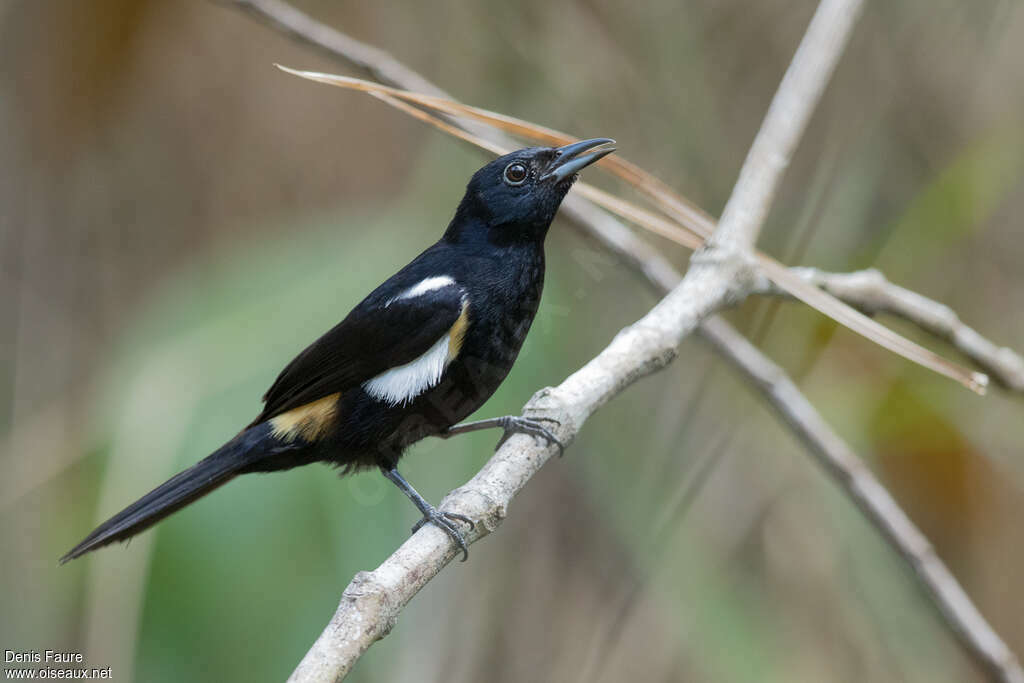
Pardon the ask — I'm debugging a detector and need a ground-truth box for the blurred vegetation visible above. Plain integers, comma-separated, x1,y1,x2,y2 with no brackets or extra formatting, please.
1,1,1023,681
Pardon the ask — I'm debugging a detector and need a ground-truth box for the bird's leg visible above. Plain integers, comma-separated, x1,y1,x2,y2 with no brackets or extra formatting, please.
439,415,565,456
381,467,474,561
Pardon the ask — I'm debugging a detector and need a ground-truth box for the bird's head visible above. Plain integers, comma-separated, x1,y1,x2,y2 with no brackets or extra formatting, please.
446,138,615,244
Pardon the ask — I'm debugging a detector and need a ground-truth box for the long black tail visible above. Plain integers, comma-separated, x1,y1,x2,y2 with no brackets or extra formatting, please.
60,426,272,563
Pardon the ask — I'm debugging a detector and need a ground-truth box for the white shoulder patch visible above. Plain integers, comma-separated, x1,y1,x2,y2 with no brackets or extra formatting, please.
385,275,456,307
362,333,452,406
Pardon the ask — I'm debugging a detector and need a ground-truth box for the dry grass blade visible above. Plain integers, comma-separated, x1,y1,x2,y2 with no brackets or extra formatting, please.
275,65,713,234
757,257,988,393
573,184,705,250
275,67,706,249
276,65,989,394
367,91,511,157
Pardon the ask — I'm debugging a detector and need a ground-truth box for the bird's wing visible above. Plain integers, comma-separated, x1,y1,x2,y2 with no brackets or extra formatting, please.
253,281,467,424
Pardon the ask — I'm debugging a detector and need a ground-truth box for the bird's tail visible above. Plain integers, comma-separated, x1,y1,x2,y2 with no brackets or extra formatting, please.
60,426,272,563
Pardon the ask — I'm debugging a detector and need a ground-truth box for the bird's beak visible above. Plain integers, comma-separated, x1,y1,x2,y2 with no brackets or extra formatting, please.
541,138,616,182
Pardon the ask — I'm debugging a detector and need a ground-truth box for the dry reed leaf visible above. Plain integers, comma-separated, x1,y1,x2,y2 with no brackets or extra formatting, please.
276,65,712,236
360,87,704,249
573,184,705,250
757,258,988,392
277,65,988,394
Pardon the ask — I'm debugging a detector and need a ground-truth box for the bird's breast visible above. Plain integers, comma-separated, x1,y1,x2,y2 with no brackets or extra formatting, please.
446,251,544,399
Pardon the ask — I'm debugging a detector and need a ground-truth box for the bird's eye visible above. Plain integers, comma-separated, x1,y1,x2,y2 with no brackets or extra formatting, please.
503,162,528,186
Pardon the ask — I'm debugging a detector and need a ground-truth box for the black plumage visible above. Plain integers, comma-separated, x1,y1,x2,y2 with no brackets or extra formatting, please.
61,138,615,563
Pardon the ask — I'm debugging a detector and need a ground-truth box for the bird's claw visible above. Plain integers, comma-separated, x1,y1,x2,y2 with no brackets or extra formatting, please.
411,508,474,561
496,415,565,456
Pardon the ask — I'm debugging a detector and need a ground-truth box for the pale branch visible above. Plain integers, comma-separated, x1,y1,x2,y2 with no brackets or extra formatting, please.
223,1,1024,682
701,317,1024,683
563,175,1024,683
287,248,753,683
230,0,447,97
227,0,1023,393
752,267,1024,392
284,0,861,677
710,0,863,249
228,0,498,144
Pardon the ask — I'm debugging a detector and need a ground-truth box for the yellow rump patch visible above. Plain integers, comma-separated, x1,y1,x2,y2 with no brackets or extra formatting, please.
270,393,341,442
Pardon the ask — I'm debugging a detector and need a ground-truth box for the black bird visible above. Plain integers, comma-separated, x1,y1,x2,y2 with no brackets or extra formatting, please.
61,138,615,563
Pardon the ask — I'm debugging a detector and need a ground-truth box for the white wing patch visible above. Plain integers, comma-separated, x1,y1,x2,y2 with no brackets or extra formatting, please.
362,332,453,406
385,275,456,307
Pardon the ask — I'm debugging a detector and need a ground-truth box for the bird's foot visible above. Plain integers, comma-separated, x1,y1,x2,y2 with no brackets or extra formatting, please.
411,506,475,561
495,415,565,456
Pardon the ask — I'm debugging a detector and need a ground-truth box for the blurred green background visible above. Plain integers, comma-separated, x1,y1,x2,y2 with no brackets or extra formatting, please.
2,1,1023,681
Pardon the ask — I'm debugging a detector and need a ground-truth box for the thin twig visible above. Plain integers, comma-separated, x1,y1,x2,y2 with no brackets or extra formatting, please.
710,0,862,248
242,0,989,393
231,0,446,97
701,318,1024,683
754,267,1024,391
224,1,1024,682
567,165,1024,683
273,0,855,677
286,248,752,682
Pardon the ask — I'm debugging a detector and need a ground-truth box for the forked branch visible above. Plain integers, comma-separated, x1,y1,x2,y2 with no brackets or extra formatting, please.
754,267,1024,391
223,1,1024,681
